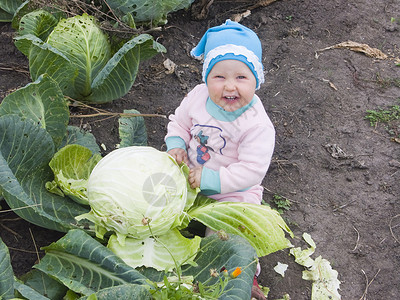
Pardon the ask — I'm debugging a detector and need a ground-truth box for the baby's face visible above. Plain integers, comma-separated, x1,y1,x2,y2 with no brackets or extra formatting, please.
206,59,257,112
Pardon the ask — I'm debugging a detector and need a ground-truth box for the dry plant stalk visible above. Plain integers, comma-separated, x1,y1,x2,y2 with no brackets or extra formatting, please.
389,214,400,243
68,99,167,119
248,0,280,10
359,269,381,300
29,227,41,263
317,41,388,59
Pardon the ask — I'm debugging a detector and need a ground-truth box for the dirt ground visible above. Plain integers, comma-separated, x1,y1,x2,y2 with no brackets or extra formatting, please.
1,0,399,299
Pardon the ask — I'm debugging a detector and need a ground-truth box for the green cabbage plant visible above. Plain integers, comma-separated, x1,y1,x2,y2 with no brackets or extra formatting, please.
75,145,293,273
0,68,293,299
14,12,166,103
0,74,148,233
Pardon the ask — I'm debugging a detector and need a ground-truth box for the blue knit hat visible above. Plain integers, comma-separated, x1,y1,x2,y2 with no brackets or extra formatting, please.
191,20,264,89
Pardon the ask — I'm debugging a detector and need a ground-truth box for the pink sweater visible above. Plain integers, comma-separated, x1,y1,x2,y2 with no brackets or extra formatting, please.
166,84,275,204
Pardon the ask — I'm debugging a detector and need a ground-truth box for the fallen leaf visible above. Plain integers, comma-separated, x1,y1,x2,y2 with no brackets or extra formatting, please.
290,232,316,268
303,256,341,300
290,233,341,300
274,262,289,277
322,78,338,90
317,40,388,59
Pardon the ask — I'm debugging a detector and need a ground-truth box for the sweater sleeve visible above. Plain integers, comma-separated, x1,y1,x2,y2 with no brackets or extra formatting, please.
200,167,221,195
165,87,202,147
218,124,275,194
165,136,186,152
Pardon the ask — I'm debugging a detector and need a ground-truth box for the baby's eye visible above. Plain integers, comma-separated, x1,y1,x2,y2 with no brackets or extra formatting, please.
216,75,224,78
237,75,246,79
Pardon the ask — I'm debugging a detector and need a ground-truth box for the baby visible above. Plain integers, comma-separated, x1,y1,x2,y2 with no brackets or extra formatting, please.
165,20,274,300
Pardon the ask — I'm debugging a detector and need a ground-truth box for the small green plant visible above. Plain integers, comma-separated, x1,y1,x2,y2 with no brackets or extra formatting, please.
365,105,400,126
365,103,400,140
286,15,293,21
272,194,292,214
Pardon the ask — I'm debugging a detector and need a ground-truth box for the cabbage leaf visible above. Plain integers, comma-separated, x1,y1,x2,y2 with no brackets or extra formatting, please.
118,109,148,147
188,201,293,257
17,269,68,300
60,125,101,154
108,229,201,271
290,233,341,299
34,229,149,296
31,230,256,299
0,114,90,232
46,144,102,205
302,256,341,300
0,77,97,232
0,0,25,22
18,9,58,41
290,232,316,268
0,236,14,299
0,74,69,148
105,0,195,25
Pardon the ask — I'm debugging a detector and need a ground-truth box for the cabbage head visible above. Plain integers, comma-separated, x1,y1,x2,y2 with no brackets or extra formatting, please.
77,146,191,244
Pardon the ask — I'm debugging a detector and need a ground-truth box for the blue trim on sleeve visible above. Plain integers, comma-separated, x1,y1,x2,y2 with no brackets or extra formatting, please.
206,96,257,121
165,136,186,152
200,167,221,195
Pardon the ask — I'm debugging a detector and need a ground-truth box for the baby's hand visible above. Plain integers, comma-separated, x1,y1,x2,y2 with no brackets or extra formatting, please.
189,166,202,189
167,148,188,165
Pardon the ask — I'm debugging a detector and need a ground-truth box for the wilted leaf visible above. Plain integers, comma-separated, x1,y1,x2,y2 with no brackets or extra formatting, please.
290,232,316,268
274,262,288,277
303,256,341,300
317,40,388,59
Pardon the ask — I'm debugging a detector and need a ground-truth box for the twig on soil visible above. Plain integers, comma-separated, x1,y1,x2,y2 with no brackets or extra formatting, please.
389,214,400,244
322,78,338,90
7,246,43,254
332,199,357,212
68,98,167,119
29,228,41,263
0,64,30,75
0,223,23,239
272,159,298,184
359,269,381,300
351,225,360,252
0,217,22,222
